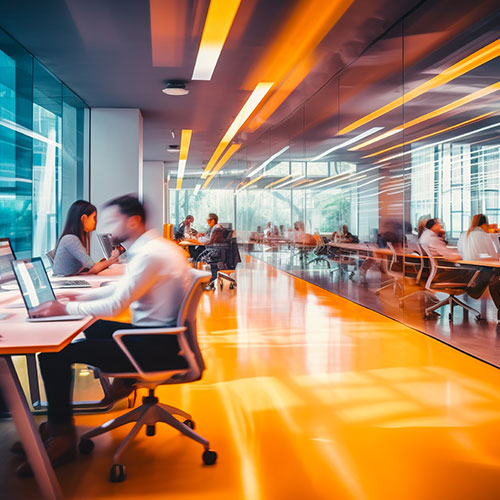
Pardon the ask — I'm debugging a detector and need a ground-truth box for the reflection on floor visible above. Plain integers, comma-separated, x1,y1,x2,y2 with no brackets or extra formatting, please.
251,248,500,368
2,256,500,499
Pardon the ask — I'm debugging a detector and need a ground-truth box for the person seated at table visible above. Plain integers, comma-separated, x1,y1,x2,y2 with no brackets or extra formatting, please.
12,195,191,476
263,221,279,238
292,221,316,245
420,217,500,316
458,214,499,260
174,214,197,241
196,213,225,245
52,200,119,276
419,218,461,260
338,224,356,243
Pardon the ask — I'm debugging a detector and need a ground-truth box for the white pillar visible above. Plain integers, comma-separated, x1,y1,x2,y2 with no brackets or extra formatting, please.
142,161,165,233
89,108,143,257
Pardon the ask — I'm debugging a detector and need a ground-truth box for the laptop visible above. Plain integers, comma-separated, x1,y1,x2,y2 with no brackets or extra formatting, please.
97,233,114,259
11,257,86,322
0,237,17,288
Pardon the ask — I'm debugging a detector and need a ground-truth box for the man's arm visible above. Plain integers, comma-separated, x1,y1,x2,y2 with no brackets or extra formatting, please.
65,256,161,318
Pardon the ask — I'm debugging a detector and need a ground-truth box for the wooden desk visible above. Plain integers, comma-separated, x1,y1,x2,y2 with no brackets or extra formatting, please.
0,300,94,500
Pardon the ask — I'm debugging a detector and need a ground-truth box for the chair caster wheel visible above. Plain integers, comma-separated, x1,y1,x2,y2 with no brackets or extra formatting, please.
183,419,195,430
78,438,94,455
424,314,431,320
475,315,482,322
146,425,156,436
229,283,235,290
219,282,223,290
448,313,452,321
110,463,127,483
202,449,217,465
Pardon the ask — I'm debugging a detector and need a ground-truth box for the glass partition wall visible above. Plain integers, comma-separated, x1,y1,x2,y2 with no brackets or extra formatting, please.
0,27,88,258
169,1,500,367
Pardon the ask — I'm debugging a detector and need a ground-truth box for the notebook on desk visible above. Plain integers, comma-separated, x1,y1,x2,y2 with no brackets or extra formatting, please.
11,257,85,322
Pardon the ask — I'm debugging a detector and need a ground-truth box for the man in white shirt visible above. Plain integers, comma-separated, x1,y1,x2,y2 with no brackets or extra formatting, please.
15,195,191,476
420,218,500,316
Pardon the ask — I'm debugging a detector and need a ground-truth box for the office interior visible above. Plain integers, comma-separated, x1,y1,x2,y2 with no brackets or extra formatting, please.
2,0,500,499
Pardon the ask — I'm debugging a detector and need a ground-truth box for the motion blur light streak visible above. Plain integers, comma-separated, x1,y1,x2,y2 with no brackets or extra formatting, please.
201,82,273,179
351,82,500,151
339,37,500,135
310,127,383,161
202,144,241,189
362,112,494,158
248,146,290,177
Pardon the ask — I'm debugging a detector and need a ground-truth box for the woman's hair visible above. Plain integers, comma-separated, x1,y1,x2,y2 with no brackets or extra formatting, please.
467,213,488,236
58,200,97,251
417,217,429,238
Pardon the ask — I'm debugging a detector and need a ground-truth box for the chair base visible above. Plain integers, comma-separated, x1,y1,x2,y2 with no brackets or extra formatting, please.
424,294,481,322
217,270,236,290
79,389,215,480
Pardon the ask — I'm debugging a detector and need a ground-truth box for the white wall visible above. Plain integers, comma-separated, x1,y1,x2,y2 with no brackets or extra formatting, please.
142,161,165,233
89,108,143,257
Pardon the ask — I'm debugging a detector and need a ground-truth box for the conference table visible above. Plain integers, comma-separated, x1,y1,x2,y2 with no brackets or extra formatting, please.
0,264,125,500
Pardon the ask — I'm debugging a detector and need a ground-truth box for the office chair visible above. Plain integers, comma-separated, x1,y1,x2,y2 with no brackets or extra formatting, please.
217,233,241,290
420,245,482,321
375,242,405,295
78,269,217,482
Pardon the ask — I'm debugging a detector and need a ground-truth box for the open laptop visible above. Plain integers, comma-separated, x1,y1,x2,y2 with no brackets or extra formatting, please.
0,238,17,289
11,257,85,322
97,233,114,259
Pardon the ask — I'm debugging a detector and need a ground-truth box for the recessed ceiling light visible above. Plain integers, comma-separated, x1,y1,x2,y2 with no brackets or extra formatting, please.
162,82,189,96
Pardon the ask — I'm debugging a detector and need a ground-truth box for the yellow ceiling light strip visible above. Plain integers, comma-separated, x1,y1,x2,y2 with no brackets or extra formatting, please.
202,143,241,189
264,175,293,189
339,37,500,136
201,82,274,179
237,175,264,192
350,81,500,151
192,0,241,80
363,112,494,158
176,129,192,189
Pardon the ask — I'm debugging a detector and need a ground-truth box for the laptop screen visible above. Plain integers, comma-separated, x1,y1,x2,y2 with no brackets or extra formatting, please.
97,233,114,259
12,258,56,310
0,238,16,285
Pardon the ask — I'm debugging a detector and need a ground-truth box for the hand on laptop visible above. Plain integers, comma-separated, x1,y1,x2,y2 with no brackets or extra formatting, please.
30,300,67,318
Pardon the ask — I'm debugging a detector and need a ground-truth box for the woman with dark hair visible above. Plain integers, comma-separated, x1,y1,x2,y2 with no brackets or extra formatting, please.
458,213,498,260
52,200,119,276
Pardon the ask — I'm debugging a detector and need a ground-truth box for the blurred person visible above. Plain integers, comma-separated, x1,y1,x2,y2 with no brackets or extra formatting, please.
174,214,197,240
14,195,191,476
458,214,499,260
417,216,429,238
196,213,225,245
419,218,461,260
293,221,315,245
52,200,119,276
263,221,273,238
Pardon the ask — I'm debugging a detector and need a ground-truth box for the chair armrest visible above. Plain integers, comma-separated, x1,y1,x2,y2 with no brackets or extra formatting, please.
112,327,191,382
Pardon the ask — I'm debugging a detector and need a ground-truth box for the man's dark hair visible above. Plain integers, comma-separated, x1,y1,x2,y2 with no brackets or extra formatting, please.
208,213,218,224
104,194,147,223
186,214,194,221
425,218,436,230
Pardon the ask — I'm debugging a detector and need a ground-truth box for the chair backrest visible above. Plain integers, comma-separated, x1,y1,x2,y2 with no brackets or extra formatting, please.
176,269,211,374
46,249,56,264
419,244,438,290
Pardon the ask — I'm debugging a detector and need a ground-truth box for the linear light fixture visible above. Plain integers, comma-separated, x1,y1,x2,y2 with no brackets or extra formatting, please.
176,129,192,189
236,175,264,192
376,120,500,164
248,145,290,177
193,183,201,195
363,112,494,158
351,82,500,151
264,175,293,189
202,143,241,189
339,37,500,135
201,82,274,179
309,127,383,161
192,0,241,80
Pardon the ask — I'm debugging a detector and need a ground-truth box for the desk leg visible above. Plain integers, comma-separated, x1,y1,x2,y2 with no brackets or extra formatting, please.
0,356,63,500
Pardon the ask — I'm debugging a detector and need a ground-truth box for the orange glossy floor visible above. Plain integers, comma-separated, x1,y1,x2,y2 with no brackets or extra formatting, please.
3,257,500,499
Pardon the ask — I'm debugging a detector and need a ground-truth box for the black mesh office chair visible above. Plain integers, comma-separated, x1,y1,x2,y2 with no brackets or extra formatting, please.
78,269,217,482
